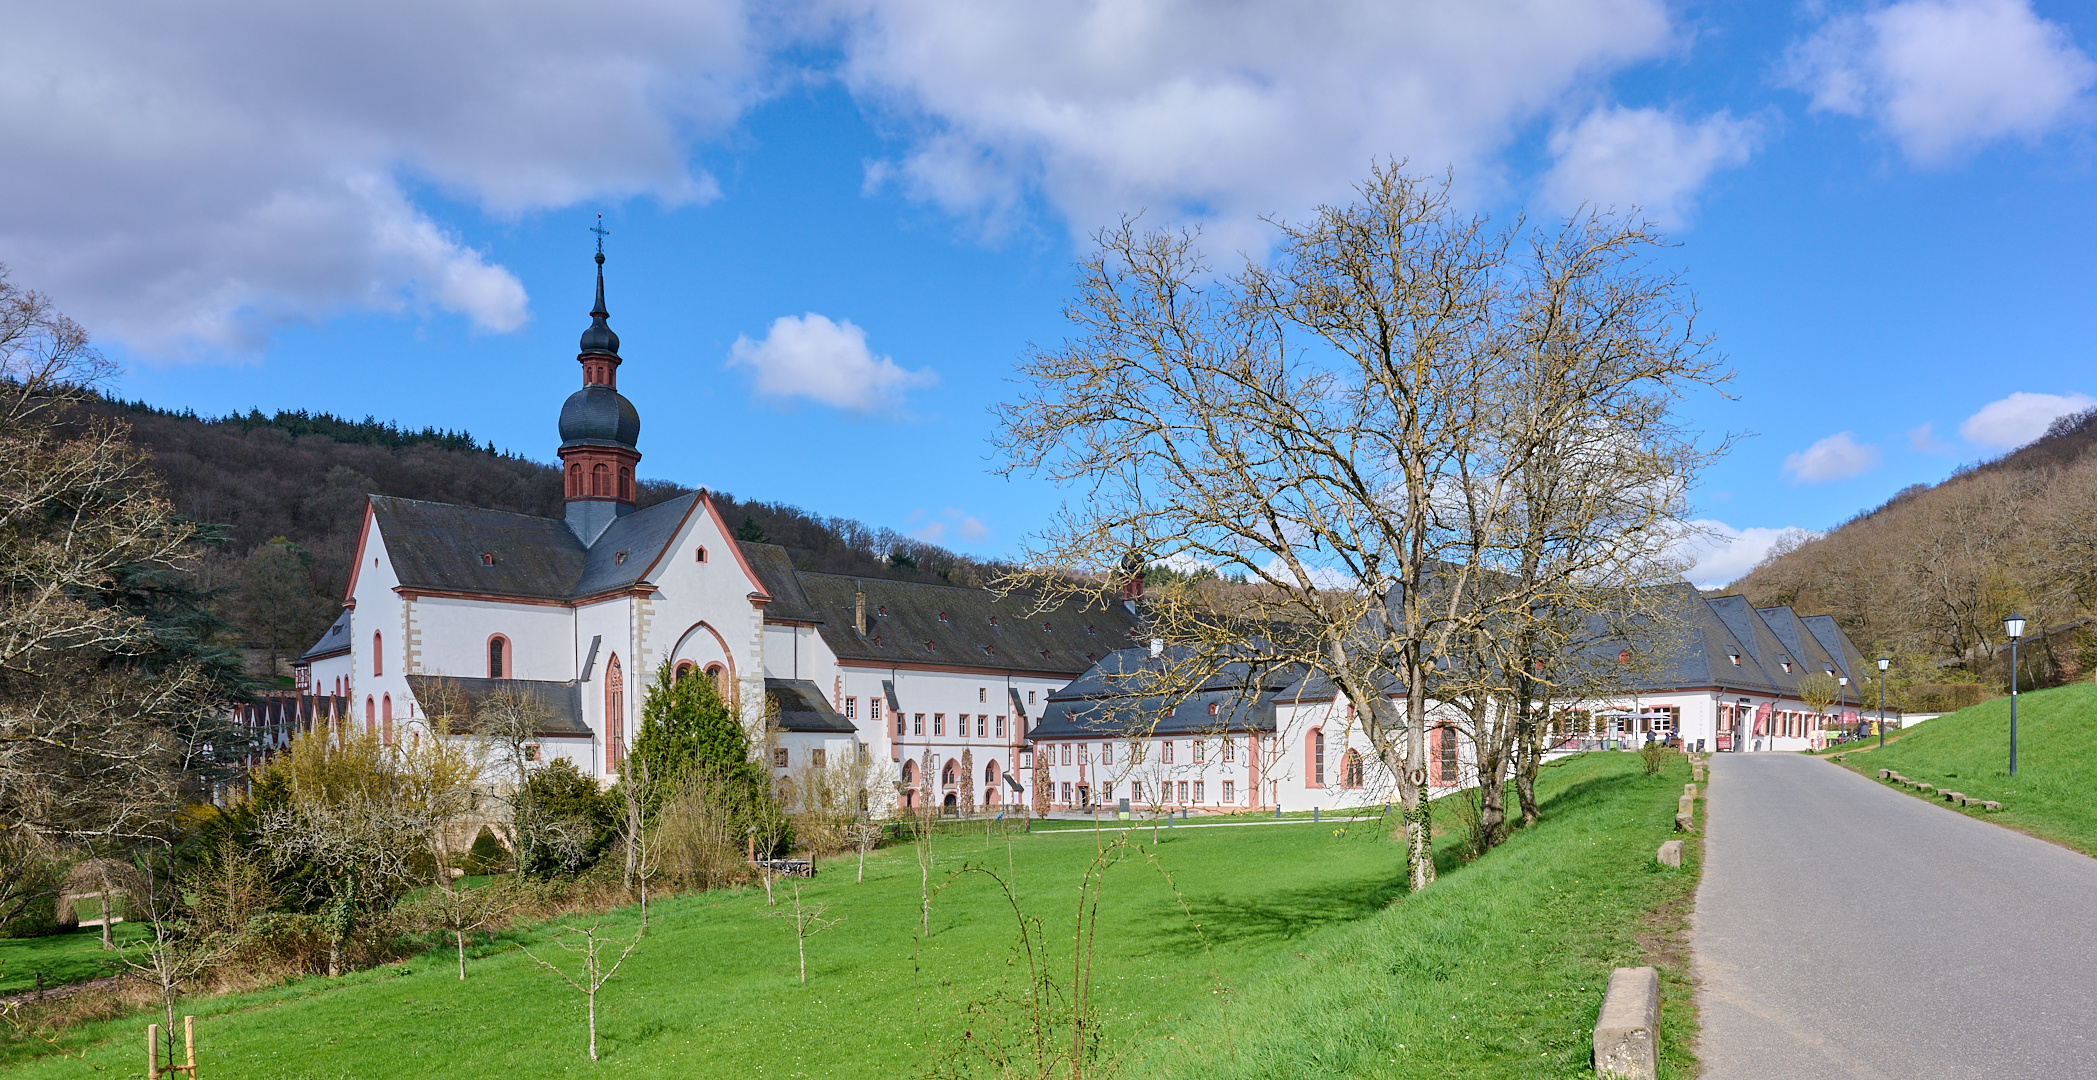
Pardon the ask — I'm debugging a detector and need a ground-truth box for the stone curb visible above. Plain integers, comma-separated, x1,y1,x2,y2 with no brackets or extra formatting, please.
1656,840,1683,868
1594,965,1660,1079
1874,769,2003,812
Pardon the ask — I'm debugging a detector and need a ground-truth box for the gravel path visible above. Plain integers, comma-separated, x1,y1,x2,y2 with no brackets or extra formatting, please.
1694,752,2097,1078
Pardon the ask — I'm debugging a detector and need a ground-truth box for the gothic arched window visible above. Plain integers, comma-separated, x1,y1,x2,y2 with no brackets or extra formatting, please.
488,635,508,679
372,632,383,676
1343,748,1364,788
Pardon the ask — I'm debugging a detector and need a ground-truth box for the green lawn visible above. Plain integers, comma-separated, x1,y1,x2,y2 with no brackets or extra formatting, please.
1827,682,2097,856
4,752,1697,1078
0,922,146,996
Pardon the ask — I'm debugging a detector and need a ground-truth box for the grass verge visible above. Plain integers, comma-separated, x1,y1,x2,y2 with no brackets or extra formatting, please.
1824,682,2097,856
1,753,1699,1078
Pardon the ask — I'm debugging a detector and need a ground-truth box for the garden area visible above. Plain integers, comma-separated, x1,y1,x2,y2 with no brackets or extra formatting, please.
2,750,1700,1079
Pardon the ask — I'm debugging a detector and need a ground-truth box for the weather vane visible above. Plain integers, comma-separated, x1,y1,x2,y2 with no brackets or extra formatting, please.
590,213,609,258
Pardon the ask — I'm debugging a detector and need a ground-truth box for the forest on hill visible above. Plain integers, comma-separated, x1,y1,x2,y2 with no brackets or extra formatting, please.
85,396,1005,675
1726,407,2097,696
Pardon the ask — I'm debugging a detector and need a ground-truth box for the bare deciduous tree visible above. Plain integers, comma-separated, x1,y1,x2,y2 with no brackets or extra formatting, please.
759,878,843,985
997,166,1723,888
522,921,643,1062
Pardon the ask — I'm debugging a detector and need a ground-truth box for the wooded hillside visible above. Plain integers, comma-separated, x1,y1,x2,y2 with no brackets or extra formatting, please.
1726,408,2097,690
86,396,1002,669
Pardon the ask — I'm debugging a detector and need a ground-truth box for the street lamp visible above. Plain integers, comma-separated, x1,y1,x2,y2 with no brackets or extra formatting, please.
2005,613,2027,776
1887,658,1904,750
1838,676,1848,744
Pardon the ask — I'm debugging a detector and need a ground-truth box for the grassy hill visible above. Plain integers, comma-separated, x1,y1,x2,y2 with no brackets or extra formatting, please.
3,752,1701,1079
1831,682,2097,856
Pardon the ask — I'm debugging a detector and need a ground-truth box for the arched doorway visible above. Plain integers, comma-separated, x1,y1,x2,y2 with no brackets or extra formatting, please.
943,791,959,813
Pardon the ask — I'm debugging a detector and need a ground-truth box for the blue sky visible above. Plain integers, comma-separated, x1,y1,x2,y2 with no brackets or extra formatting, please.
4,1,2093,585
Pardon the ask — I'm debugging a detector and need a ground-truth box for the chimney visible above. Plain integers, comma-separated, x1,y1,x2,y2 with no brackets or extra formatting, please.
855,589,867,636
1150,637,1164,658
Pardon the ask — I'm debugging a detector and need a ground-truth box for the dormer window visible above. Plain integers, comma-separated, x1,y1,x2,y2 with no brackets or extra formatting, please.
1729,653,1741,667
938,612,947,623
926,641,937,651
614,551,628,565
1208,702,1219,716
988,615,998,626
481,552,495,566
1042,622,1051,633
1085,625,1095,636
984,645,995,656
878,605,887,617
873,636,882,647
1782,662,1793,673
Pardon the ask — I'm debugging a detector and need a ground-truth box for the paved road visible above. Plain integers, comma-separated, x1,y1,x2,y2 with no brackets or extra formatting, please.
1695,752,2097,1079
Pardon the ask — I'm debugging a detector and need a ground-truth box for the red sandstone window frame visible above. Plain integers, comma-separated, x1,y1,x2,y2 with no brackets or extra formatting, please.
487,634,511,679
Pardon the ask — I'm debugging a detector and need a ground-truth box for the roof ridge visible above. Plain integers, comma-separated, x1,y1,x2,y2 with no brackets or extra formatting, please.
370,493,568,527
795,569,1033,596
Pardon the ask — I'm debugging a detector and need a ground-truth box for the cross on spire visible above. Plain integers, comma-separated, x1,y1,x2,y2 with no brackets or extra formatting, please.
590,214,609,264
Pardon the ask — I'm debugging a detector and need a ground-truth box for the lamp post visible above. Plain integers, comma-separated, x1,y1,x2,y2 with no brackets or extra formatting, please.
1838,676,1848,745
2005,613,2027,776
1887,658,1904,750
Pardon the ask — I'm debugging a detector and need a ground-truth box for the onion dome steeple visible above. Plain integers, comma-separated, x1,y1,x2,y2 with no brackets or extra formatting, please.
557,217,642,545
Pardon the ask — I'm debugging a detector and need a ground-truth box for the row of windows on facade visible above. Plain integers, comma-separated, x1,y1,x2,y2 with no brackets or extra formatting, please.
1040,737,1240,766
1056,780,1235,805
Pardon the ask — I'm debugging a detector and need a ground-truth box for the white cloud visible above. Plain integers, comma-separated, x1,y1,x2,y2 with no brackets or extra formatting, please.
0,2,761,354
1677,522,1820,589
1782,431,1883,483
1541,106,1760,226
1783,0,2096,163
1958,391,2097,448
728,313,937,414
831,0,1677,246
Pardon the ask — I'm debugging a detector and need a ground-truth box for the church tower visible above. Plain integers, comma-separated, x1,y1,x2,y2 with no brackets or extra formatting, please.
557,241,642,544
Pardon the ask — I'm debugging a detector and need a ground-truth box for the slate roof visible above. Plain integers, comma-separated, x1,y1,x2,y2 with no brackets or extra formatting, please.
791,571,1142,675
368,493,696,601
737,542,822,623
766,678,857,734
1758,605,1844,682
404,675,592,737
1802,615,1870,684
299,609,353,662
1028,646,1301,740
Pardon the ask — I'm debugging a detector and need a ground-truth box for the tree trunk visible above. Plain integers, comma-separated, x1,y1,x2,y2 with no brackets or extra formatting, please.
98,892,112,950
1404,662,1436,892
457,930,467,980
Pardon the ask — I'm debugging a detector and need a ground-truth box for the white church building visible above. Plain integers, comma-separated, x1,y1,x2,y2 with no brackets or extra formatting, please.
296,251,1140,809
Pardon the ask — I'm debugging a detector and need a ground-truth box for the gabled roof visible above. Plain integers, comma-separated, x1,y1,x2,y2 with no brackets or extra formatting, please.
404,675,592,738
1028,646,1301,740
299,609,353,662
1801,615,1869,684
795,572,1141,675
1704,594,1802,696
367,493,697,602
738,542,822,623
766,678,857,734
1757,605,1843,682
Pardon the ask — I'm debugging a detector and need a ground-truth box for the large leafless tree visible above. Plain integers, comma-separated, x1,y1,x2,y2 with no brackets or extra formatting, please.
998,166,1722,887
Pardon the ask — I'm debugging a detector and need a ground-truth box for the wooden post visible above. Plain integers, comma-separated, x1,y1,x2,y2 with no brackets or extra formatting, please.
148,1022,159,1078
184,1014,196,1078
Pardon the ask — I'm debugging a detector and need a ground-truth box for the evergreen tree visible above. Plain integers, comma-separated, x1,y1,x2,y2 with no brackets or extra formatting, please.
628,662,775,837
735,515,769,543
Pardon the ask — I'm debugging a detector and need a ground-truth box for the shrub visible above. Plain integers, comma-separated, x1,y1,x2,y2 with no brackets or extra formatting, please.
1639,741,1679,777
1903,683,1988,713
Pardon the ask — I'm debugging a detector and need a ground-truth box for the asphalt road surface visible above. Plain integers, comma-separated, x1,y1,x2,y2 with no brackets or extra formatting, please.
1694,752,2097,1079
